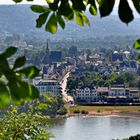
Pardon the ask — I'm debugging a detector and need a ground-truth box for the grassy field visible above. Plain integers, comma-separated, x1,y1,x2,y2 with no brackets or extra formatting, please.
69,105,140,113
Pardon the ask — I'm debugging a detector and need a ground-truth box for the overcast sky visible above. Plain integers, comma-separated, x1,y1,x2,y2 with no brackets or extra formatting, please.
0,0,121,5
0,0,134,7
0,0,46,4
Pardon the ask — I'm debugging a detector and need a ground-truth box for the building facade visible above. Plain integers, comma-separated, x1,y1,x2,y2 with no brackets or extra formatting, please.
76,84,139,103
76,87,97,102
36,80,61,95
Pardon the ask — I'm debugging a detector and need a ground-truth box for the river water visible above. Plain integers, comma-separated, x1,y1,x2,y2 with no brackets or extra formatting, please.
49,116,140,140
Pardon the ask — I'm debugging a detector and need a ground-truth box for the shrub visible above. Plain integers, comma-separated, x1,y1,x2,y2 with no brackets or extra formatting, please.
81,110,88,114
0,105,54,140
57,107,68,115
123,134,140,140
73,109,80,113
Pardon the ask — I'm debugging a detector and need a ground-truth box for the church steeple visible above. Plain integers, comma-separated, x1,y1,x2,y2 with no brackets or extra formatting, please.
46,40,49,54
42,40,50,64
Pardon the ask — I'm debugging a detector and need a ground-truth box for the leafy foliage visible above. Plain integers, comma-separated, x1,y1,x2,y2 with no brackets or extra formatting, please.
97,0,115,17
0,47,40,108
118,0,134,24
133,39,140,50
0,93,65,139
67,71,138,95
133,39,140,60
36,93,65,117
0,105,54,139
123,134,140,140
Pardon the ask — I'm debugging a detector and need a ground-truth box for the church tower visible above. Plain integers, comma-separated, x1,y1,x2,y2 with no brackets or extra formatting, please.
42,41,50,64
45,41,49,55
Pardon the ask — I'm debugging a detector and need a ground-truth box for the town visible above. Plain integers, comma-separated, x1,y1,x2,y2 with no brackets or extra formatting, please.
1,35,140,105
12,40,140,105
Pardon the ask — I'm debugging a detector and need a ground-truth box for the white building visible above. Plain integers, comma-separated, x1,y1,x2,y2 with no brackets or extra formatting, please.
76,85,140,103
36,80,61,95
129,88,139,99
109,84,129,98
109,84,139,99
76,87,97,102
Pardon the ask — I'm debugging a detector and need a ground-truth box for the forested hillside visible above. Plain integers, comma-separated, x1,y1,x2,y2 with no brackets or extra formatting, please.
0,5,140,40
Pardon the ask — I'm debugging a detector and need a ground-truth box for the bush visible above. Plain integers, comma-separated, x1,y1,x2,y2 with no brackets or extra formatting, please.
0,105,54,140
81,110,88,114
57,107,68,115
73,109,80,113
97,109,100,113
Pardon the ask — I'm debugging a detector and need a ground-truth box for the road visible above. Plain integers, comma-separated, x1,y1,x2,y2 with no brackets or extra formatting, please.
60,72,74,103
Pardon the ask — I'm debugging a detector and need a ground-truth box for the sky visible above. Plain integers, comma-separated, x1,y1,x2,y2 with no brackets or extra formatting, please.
0,0,46,5
0,0,124,5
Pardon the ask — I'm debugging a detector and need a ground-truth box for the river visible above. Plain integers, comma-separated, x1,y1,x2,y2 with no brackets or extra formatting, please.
49,116,140,140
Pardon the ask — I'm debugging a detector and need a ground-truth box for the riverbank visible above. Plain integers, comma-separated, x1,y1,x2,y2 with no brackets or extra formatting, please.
67,105,140,119
67,111,140,119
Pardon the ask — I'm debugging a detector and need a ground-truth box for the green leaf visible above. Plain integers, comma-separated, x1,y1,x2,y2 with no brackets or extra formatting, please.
28,84,40,99
118,0,134,24
98,0,115,17
132,0,140,14
64,12,74,21
137,54,140,62
2,47,17,58
88,0,97,16
0,82,10,109
8,81,21,101
49,0,59,11
13,0,22,3
0,55,10,73
36,12,50,28
58,1,73,17
89,5,97,16
45,13,58,34
81,13,90,26
96,0,103,5
18,80,39,99
0,70,2,77
8,79,39,105
31,5,50,13
57,15,65,29
71,0,86,11
76,12,84,26
16,66,40,79
133,39,140,50
13,56,26,70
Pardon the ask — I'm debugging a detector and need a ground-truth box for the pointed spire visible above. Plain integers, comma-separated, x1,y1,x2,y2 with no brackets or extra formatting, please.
46,40,49,53
47,40,49,50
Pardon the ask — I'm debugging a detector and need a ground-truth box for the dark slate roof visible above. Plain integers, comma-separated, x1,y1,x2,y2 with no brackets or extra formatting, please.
112,53,123,61
49,51,62,62
42,66,48,74
130,61,137,68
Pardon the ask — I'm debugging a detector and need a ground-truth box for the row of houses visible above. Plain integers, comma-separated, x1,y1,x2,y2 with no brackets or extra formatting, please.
76,84,139,103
